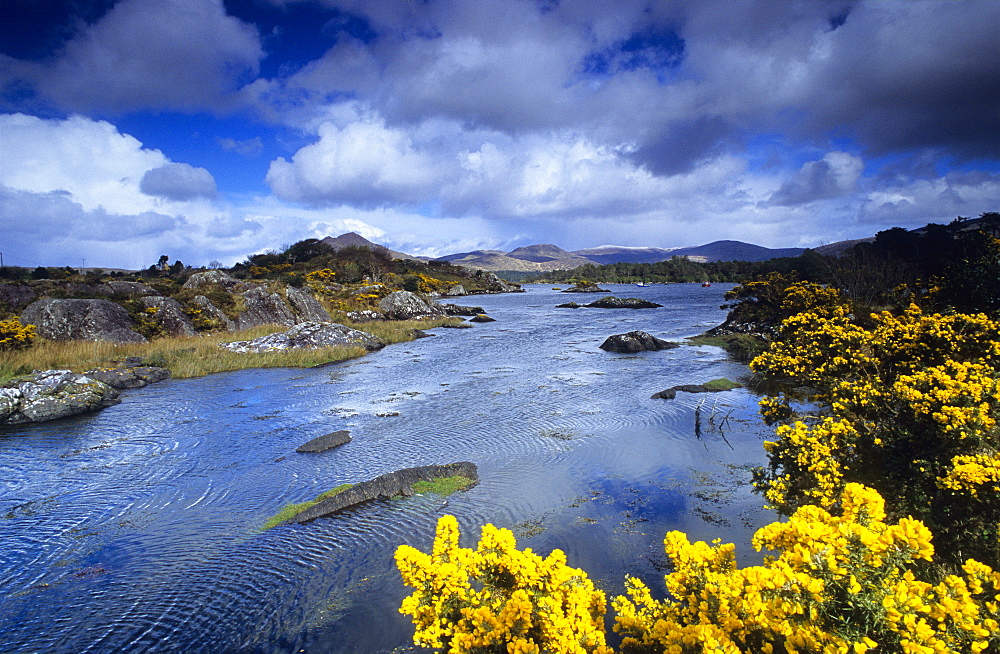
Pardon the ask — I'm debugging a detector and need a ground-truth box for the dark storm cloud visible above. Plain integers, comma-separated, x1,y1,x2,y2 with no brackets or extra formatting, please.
627,116,736,177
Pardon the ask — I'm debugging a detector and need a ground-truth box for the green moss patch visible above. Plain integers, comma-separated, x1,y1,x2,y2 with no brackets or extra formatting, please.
412,475,475,496
687,333,767,363
262,483,353,530
702,378,741,392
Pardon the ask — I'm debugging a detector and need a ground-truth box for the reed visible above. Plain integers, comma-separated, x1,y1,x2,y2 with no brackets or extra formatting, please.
0,318,464,383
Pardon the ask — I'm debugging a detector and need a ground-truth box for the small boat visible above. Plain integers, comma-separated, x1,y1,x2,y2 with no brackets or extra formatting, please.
701,281,711,287
635,282,651,287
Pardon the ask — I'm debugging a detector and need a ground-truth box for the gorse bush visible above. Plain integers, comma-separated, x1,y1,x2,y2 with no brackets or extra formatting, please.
0,317,35,351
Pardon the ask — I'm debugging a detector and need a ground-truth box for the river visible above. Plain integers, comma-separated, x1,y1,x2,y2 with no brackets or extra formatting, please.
0,283,774,653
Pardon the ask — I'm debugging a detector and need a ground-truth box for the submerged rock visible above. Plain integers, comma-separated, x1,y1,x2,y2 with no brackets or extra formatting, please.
651,378,742,400
220,321,385,353
283,462,479,525
296,430,352,453
21,298,146,343
599,331,679,353
1,370,120,425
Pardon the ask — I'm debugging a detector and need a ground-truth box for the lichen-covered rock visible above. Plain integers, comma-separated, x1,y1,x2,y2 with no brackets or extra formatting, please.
378,291,446,320
84,366,171,390
182,270,240,290
0,370,120,425
139,296,196,337
0,283,38,312
103,281,159,297
440,303,484,316
192,295,235,331
21,298,146,343
233,287,297,330
296,430,351,453
285,286,331,323
599,331,679,353
443,284,467,296
345,310,385,322
586,296,662,309
283,462,479,525
220,321,384,353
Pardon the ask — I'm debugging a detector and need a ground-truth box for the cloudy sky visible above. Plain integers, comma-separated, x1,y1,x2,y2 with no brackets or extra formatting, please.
2,0,999,269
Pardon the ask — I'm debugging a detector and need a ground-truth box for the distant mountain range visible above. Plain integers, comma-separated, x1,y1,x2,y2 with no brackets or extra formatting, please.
321,232,818,272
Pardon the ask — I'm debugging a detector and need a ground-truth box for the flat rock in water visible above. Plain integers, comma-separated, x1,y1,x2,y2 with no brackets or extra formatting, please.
286,462,479,525
652,380,742,399
586,296,662,309
440,303,484,316
556,302,582,308
296,430,351,453
469,314,496,323
599,331,679,353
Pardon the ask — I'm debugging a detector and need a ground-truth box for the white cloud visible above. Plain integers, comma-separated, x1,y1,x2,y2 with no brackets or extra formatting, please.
141,163,217,201
768,151,863,207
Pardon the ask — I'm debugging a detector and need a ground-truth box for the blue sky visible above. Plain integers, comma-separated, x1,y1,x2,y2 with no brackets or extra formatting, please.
1,0,999,269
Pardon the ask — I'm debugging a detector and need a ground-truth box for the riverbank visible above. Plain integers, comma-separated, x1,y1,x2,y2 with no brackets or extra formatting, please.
0,316,467,384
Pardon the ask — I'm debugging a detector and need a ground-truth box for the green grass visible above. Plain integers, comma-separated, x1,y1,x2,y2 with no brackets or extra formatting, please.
262,483,354,530
702,378,742,391
412,475,476,495
687,333,767,363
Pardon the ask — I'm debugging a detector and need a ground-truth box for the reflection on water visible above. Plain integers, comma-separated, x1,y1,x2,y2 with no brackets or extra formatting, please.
0,284,774,653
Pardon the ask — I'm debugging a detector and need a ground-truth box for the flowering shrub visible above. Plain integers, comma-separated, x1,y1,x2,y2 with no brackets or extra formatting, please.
0,317,36,351
752,298,1000,567
614,484,1000,654
396,515,612,654
305,268,339,295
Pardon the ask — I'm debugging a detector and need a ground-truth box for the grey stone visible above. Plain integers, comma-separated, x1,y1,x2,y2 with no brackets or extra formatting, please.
21,298,146,343
103,281,159,297
599,331,679,353
139,296,196,337
345,310,386,322
220,321,385,353
439,303,484,316
182,270,240,290
443,284,467,296
285,286,331,322
378,291,446,320
284,462,479,525
1,370,120,425
233,287,297,330
297,430,352,453
192,295,235,331
84,366,171,390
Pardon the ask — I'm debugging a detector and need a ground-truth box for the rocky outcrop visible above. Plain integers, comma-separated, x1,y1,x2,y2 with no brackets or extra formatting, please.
443,284,467,296
599,331,679,353
233,287,297,330
1,370,120,425
585,296,662,309
103,281,159,297
220,321,385,353
285,286,331,323
471,271,522,294
561,283,609,293
651,379,742,400
0,284,38,313
378,291,446,320
182,270,240,290
470,314,496,323
556,302,582,309
84,366,171,390
191,295,235,331
440,303,485,316
21,298,146,343
284,462,479,525
139,296,196,337
296,430,352,453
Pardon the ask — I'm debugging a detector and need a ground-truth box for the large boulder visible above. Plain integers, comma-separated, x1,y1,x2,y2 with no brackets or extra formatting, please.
139,296,196,337
220,321,385,353
182,270,240,290
586,296,662,309
478,272,522,294
191,295,235,331
599,331,679,353
1,370,120,425
21,298,146,343
0,283,38,313
378,291,446,320
285,286,331,323
233,287,297,330
443,284,467,296
84,366,171,390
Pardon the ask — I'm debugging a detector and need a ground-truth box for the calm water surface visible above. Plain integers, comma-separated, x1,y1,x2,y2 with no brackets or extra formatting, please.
0,284,774,653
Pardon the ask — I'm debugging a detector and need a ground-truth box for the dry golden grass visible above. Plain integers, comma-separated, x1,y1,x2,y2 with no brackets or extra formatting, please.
0,317,467,383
